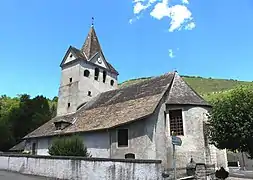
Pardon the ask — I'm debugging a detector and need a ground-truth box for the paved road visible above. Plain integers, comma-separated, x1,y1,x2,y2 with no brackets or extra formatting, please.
0,170,51,180
229,167,253,179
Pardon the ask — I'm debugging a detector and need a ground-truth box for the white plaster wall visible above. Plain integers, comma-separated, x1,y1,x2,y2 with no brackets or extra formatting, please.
165,105,210,168
64,52,76,64
81,132,110,158
0,155,162,180
37,138,50,155
110,114,156,160
89,53,108,69
216,148,228,170
57,59,118,116
28,132,110,158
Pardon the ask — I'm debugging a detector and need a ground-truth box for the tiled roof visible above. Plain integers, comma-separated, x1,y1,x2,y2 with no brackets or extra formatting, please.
81,26,101,60
60,26,118,75
166,73,210,106
24,72,210,139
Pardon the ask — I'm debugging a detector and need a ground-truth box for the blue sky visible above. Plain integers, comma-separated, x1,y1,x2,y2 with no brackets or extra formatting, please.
1,0,253,98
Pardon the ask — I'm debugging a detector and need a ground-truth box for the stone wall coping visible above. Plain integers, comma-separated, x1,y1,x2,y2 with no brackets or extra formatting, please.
0,154,162,164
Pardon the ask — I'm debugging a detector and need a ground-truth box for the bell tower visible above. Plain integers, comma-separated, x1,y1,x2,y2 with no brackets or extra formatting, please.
57,21,119,116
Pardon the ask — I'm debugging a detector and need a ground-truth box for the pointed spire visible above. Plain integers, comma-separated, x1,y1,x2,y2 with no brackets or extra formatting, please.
81,18,102,59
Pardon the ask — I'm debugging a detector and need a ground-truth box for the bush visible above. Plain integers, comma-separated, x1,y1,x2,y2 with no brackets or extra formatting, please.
48,135,91,157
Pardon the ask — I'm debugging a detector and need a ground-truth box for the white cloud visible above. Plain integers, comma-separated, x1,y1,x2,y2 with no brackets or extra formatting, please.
185,21,196,30
182,0,189,4
134,2,149,14
169,49,175,58
130,0,196,32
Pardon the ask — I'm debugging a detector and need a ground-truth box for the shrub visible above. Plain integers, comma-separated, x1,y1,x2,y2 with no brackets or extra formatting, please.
48,135,91,157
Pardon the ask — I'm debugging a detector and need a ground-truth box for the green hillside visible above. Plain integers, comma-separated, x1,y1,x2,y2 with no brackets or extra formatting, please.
119,75,253,101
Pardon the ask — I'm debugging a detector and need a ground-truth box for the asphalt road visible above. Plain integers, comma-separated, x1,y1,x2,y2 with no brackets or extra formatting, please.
229,167,253,179
0,170,51,180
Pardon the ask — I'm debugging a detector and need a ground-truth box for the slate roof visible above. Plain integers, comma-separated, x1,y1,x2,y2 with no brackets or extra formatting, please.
24,72,210,139
81,26,101,60
166,73,211,106
9,140,25,152
60,26,118,75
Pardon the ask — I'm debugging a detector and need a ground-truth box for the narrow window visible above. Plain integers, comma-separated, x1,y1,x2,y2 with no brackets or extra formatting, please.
94,68,99,80
125,153,135,159
117,129,128,147
55,123,61,130
169,109,184,136
110,80,114,86
67,103,70,108
103,71,107,83
32,143,36,155
70,54,73,58
164,112,167,131
88,91,92,96
69,78,72,83
84,70,90,77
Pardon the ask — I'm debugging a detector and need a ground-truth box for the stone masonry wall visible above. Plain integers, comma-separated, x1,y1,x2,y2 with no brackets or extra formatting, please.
0,154,162,180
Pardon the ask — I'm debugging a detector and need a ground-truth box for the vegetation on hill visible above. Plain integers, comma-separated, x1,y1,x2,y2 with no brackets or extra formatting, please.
119,75,253,101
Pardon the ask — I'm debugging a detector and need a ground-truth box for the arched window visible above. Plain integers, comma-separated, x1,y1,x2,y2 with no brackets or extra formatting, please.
94,68,99,80
84,70,90,77
110,80,114,86
103,71,107,83
125,153,135,159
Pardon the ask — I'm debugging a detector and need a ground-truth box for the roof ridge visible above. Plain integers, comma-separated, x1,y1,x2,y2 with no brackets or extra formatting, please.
119,72,175,89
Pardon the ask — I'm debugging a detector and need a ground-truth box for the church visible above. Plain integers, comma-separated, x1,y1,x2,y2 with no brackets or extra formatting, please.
23,23,228,170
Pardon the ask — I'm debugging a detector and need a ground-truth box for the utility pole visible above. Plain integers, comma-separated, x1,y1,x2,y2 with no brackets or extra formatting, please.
171,131,182,180
173,143,176,180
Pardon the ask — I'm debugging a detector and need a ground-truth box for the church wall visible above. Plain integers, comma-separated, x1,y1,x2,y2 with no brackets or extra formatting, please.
216,149,228,170
165,105,210,168
80,132,111,158
57,60,118,116
57,62,81,116
25,132,110,158
78,61,117,108
109,114,157,160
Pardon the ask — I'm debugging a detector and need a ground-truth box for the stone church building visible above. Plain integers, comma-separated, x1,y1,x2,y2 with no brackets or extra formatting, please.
23,24,228,169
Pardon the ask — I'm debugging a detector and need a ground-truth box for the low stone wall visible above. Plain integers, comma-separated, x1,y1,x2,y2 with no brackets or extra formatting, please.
0,154,162,180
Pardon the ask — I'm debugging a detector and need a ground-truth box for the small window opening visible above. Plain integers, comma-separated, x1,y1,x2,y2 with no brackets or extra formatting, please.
84,70,90,77
94,68,99,80
69,78,72,83
55,123,61,130
125,153,135,159
110,80,114,86
88,91,92,96
103,71,107,83
169,109,184,136
117,129,128,147
67,103,70,108
32,143,36,155
70,54,73,58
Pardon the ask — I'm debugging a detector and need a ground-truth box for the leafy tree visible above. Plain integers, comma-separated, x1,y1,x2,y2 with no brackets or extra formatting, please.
208,86,253,158
48,135,91,157
0,94,57,151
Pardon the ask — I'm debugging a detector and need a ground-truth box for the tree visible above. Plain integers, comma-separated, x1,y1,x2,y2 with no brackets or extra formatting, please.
48,135,91,157
208,86,253,158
